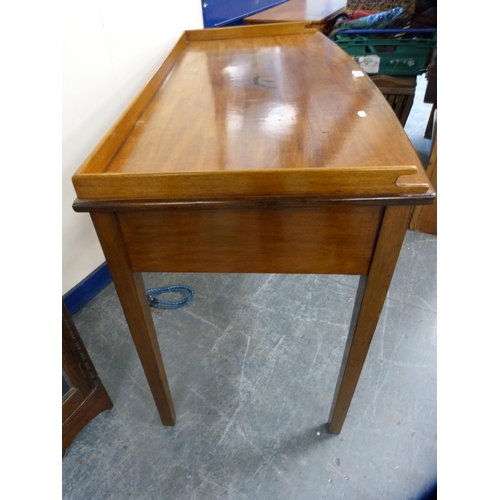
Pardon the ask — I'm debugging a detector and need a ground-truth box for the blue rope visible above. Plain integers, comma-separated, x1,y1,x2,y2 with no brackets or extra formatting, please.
146,285,194,310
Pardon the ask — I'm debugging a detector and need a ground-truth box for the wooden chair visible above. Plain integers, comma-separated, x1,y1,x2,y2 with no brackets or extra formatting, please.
370,74,417,127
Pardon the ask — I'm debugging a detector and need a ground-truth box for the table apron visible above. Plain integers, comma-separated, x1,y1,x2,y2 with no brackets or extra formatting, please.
116,205,384,275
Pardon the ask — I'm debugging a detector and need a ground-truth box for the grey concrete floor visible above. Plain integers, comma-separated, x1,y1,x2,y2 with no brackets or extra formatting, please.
62,76,436,500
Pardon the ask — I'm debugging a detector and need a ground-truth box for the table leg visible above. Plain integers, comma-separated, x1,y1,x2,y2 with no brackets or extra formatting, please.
90,213,176,426
328,205,412,434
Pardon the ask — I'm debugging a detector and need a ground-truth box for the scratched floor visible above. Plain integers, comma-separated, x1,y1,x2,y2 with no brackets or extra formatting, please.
62,76,437,500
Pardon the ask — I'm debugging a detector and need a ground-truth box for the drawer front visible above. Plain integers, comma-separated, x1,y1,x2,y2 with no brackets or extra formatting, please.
118,205,383,275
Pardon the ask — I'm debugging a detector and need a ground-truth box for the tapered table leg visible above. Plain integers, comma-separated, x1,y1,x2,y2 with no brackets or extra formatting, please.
328,205,412,434
90,212,176,426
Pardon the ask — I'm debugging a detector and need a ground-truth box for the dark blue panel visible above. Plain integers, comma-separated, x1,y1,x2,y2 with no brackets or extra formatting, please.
202,0,288,28
63,262,112,315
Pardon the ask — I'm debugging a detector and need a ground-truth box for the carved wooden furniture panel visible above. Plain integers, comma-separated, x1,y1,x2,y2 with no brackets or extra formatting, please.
63,303,113,456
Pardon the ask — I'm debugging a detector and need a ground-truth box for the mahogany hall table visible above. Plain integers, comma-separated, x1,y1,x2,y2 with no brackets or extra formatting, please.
72,23,435,434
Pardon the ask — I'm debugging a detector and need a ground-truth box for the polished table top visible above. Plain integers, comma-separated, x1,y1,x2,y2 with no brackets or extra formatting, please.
244,0,347,25
73,23,432,204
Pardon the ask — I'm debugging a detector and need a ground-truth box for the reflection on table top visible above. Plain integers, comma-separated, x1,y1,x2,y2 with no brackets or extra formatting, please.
107,34,419,175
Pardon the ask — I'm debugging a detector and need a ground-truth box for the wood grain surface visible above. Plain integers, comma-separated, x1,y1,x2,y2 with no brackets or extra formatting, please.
244,0,347,25
117,205,383,274
72,25,433,202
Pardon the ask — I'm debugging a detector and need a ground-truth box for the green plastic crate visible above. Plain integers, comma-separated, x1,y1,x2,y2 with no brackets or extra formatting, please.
332,29,437,76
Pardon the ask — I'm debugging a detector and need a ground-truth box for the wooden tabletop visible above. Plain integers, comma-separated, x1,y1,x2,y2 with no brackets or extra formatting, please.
73,24,433,203
244,0,347,25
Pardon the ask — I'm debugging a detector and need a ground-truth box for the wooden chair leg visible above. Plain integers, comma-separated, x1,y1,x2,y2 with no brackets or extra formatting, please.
328,205,412,434
424,103,436,139
90,212,176,426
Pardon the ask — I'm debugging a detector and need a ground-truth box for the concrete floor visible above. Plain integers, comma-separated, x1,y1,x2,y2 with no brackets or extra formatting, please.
62,76,437,500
